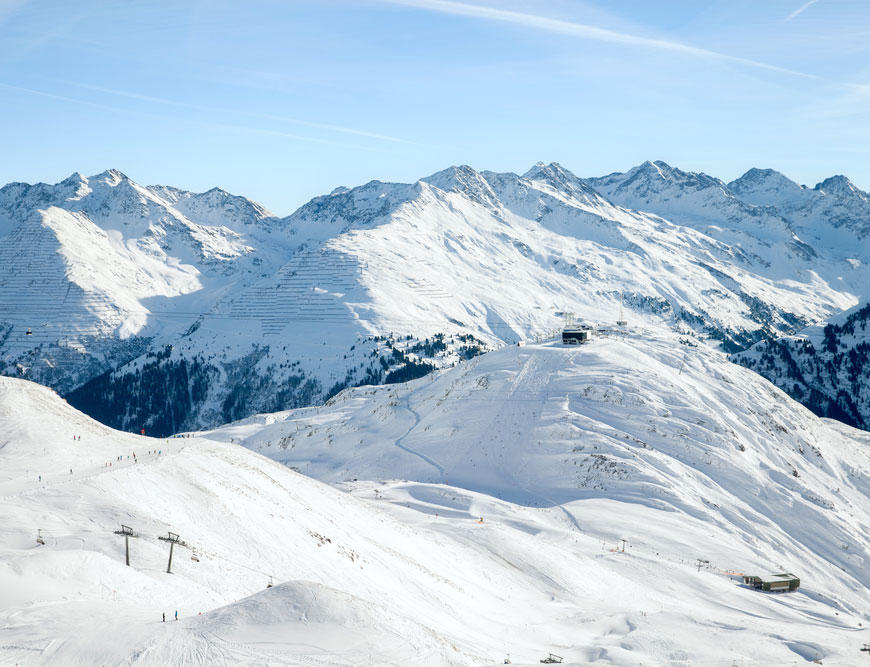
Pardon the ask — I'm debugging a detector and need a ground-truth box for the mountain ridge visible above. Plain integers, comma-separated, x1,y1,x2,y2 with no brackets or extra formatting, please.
1,161,868,434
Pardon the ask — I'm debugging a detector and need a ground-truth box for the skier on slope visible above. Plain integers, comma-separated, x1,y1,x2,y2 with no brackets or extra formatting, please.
175,610,178,621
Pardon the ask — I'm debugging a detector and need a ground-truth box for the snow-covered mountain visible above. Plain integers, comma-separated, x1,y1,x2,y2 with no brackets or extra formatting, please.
200,325,869,663
2,328,869,665
1,162,868,435
585,160,784,232
588,160,870,251
734,302,870,430
0,169,293,392
204,328,870,581
729,169,870,242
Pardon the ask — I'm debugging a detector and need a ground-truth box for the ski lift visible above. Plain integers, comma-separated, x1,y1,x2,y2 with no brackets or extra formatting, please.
25,328,32,336
267,576,274,588
190,549,200,562
36,529,45,546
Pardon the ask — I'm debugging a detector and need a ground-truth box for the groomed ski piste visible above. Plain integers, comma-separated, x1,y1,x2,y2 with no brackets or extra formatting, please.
2,325,869,665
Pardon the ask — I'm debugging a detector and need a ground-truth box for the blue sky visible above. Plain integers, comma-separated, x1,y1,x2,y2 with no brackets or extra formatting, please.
1,0,868,213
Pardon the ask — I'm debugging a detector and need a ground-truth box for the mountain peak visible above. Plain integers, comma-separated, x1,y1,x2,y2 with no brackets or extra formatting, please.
727,168,806,207
424,164,481,182
612,160,720,192
522,161,604,204
523,161,573,181
736,167,785,182
91,168,129,186
57,171,91,200
814,174,860,196
421,165,499,207
730,167,795,189
631,160,679,179
61,171,86,185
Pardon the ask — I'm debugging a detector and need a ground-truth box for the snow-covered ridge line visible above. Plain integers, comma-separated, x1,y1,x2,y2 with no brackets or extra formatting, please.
1,160,868,435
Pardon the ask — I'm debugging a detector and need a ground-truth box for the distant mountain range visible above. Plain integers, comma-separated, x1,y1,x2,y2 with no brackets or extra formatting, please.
1,161,867,435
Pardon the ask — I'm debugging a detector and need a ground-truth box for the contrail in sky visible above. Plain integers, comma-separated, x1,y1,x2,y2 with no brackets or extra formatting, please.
0,81,405,154
381,0,820,80
786,0,819,21
60,81,413,145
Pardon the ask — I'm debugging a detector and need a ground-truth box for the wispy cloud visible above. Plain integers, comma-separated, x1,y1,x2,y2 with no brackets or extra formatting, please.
0,81,127,114
786,0,819,21
0,81,404,154
380,0,819,79
60,81,413,145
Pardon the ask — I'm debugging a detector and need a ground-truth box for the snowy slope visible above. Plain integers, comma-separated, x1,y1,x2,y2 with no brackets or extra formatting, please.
193,325,870,663
204,327,870,589
2,361,869,665
0,170,295,393
3,161,869,435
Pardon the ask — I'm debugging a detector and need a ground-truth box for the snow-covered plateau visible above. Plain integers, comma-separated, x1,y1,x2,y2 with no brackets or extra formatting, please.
2,324,868,665
1,161,869,435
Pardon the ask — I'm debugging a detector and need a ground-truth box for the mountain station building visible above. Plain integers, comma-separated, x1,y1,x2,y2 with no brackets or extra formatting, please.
742,573,800,592
562,326,593,345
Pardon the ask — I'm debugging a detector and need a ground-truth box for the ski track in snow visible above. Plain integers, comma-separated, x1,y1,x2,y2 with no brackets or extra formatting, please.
393,397,445,482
